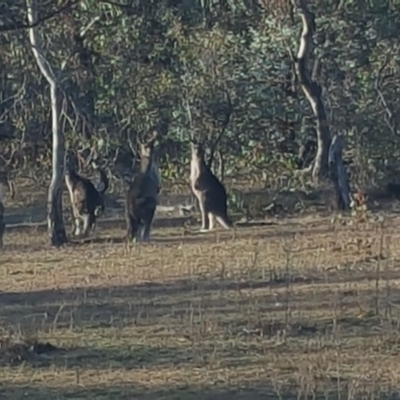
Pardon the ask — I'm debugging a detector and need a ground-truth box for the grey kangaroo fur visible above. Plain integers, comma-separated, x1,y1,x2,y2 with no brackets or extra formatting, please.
125,133,160,243
0,173,15,250
65,165,109,237
190,139,232,232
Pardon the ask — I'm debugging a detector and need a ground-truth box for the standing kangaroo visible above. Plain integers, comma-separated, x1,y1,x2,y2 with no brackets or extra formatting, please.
0,173,15,250
65,165,109,237
125,133,160,242
190,140,232,232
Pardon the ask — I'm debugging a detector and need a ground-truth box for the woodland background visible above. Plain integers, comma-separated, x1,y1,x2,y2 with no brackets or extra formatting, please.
1,0,400,209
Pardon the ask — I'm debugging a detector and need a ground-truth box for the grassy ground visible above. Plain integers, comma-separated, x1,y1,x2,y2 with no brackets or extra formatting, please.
1,211,400,399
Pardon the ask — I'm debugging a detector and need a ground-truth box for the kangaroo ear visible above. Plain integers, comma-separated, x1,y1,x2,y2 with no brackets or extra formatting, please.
149,129,158,144
139,129,158,147
189,136,200,146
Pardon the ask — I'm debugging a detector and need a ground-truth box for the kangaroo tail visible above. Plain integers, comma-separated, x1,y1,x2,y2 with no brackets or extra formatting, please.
216,214,233,230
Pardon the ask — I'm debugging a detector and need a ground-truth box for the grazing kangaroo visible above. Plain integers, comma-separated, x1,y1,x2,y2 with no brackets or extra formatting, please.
190,140,232,232
125,133,160,242
65,164,109,237
0,173,15,250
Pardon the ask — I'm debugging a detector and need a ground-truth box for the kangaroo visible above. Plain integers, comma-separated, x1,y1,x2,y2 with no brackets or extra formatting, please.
0,173,15,250
65,165,109,237
125,133,160,243
190,140,232,232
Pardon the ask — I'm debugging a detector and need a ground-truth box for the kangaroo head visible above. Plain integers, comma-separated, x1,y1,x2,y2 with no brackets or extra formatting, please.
139,130,157,155
139,141,155,160
190,139,206,162
91,160,109,195
64,166,80,182
138,131,158,172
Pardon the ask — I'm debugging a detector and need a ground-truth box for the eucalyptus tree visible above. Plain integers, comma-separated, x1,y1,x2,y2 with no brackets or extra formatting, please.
26,0,67,246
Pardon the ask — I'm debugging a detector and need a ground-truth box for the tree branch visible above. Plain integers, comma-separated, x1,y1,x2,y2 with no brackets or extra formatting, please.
100,0,135,9
292,0,321,114
289,0,331,182
375,55,399,137
26,0,67,246
0,0,80,33
207,89,233,170
26,0,57,84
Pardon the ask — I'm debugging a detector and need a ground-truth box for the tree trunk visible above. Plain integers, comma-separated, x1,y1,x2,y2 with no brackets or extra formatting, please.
291,0,331,182
329,135,351,210
26,0,67,246
289,0,351,210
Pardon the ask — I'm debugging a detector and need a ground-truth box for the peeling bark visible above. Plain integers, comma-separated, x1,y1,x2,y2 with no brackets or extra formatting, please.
291,0,331,182
288,0,351,210
26,0,67,246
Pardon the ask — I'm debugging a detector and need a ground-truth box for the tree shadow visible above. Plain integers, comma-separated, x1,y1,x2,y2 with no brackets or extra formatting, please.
0,274,398,399
0,383,397,400
5,214,194,234
235,221,278,228
71,233,230,246
5,215,339,252
0,271,398,337
0,341,197,371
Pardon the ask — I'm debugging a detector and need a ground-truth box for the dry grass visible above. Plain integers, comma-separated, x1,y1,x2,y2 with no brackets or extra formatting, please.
1,212,400,399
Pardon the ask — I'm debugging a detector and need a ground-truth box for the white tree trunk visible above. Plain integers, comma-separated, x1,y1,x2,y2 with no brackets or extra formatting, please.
26,0,66,246
291,0,331,182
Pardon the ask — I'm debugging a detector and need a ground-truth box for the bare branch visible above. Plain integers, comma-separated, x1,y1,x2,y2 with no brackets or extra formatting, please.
0,76,26,109
26,1,57,84
0,0,80,33
375,55,399,136
79,16,101,39
294,162,314,176
100,0,134,9
0,147,18,170
207,89,233,170
127,135,138,161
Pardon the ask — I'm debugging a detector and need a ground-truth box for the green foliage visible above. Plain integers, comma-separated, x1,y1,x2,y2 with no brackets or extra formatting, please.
1,0,400,192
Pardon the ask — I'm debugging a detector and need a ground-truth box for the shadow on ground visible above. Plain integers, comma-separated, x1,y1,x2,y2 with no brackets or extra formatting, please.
5,214,195,234
0,274,398,398
5,216,341,251
0,384,397,400
0,273,399,342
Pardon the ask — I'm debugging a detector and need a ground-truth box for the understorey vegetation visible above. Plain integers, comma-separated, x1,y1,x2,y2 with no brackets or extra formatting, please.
1,1,399,194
